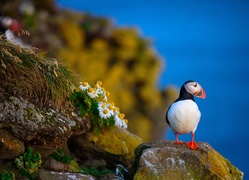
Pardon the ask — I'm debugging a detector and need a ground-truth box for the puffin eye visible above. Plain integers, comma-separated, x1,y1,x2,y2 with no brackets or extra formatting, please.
194,83,197,87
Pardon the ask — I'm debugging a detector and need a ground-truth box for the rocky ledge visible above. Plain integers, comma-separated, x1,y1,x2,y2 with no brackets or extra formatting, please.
130,140,243,180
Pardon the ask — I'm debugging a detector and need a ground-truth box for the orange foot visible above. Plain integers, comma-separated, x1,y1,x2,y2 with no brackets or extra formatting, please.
185,141,198,150
175,141,183,145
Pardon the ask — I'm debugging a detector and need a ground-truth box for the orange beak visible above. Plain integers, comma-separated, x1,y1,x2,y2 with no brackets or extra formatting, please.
195,88,206,99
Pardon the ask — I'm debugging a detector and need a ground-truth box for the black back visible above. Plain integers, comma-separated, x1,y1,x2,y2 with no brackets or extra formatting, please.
0,22,6,35
0,15,7,37
165,80,195,126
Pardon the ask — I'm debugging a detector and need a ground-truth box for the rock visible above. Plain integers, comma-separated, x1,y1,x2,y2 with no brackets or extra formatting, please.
69,126,142,168
79,159,107,169
27,144,70,160
44,158,79,172
45,158,66,172
0,95,91,146
0,129,25,159
132,140,243,180
38,169,96,180
99,173,123,180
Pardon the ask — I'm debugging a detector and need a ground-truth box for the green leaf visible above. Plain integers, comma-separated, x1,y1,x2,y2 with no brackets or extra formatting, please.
80,167,114,178
50,149,74,164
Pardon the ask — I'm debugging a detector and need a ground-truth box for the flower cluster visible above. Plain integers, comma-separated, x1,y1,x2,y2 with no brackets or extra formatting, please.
79,81,128,129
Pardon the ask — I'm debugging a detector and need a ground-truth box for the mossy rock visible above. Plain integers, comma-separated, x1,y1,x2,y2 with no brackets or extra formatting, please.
91,126,142,161
0,129,25,159
69,126,142,168
132,140,243,180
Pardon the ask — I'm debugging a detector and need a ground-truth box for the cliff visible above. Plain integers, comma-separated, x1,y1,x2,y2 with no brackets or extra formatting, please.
0,0,179,142
131,141,243,180
0,36,243,180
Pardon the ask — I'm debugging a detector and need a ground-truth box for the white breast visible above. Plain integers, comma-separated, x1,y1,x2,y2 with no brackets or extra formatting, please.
167,100,201,134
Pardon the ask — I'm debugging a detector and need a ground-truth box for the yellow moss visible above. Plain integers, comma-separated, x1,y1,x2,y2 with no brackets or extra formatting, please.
58,48,86,73
208,151,233,178
198,148,242,179
90,39,109,50
128,115,152,142
112,28,138,49
116,89,135,112
163,86,179,103
91,127,142,161
139,86,162,107
59,20,84,49
134,173,158,180
103,63,126,87
132,63,148,81
115,47,136,61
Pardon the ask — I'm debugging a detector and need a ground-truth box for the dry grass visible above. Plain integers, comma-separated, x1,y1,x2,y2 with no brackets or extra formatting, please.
0,35,77,109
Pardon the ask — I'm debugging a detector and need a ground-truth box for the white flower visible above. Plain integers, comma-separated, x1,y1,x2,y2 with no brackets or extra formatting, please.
114,112,128,129
95,81,103,93
94,81,110,102
102,90,110,102
87,87,99,98
114,113,122,127
120,120,128,129
79,82,90,91
99,109,112,119
98,102,114,119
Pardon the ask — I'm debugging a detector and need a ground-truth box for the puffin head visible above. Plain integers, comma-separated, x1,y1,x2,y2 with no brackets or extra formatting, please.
183,80,206,99
0,16,21,31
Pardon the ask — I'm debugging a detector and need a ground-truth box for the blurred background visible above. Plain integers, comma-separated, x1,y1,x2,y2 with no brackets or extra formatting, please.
1,0,248,178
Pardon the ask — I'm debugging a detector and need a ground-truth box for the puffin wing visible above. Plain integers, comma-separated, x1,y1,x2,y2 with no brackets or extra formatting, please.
165,105,172,127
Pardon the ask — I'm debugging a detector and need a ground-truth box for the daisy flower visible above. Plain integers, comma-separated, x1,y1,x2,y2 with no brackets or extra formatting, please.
94,81,110,102
98,102,114,119
114,112,128,129
87,87,99,98
120,119,128,129
79,82,90,91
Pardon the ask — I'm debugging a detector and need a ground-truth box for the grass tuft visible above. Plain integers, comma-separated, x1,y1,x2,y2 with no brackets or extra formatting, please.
0,35,76,109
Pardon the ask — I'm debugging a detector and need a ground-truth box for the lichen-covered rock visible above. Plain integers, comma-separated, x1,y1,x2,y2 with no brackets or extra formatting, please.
69,127,142,168
99,173,123,180
91,127,142,161
0,129,25,159
44,158,79,172
132,140,243,180
0,37,92,146
38,169,96,180
0,96,91,146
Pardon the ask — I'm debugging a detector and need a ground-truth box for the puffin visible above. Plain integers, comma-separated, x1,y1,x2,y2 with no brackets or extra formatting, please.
0,16,21,36
166,80,206,150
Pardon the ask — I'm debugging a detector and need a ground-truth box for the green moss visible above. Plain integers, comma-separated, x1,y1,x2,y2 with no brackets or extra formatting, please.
0,170,15,180
14,148,42,180
79,167,114,179
71,89,115,134
49,149,80,172
50,149,74,164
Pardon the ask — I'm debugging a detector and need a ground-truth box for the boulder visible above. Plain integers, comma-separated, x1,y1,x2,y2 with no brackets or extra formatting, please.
44,158,79,172
132,140,243,180
0,129,25,159
69,126,142,168
38,169,96,180
0,96,91,146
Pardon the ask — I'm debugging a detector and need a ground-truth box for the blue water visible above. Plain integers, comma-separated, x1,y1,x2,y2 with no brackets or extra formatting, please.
57,0,249,177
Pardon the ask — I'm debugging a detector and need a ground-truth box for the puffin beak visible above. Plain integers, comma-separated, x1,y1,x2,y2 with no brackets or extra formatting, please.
195,88,206,99
9,20,21,31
